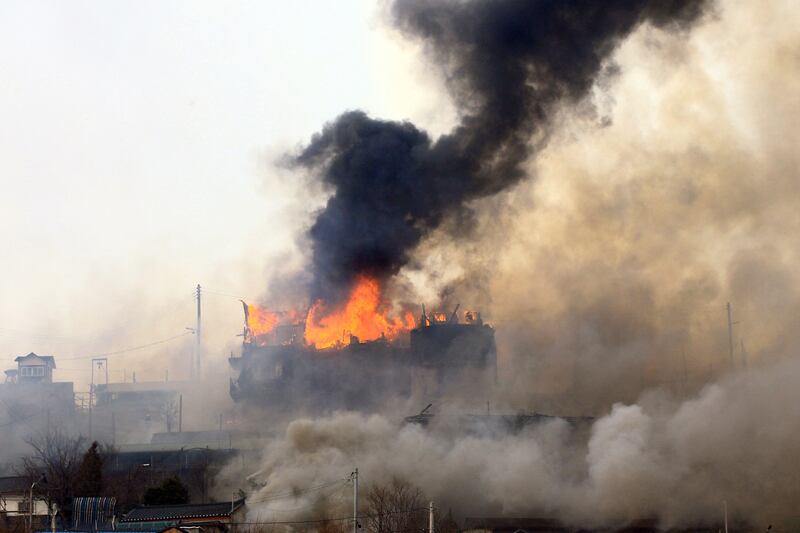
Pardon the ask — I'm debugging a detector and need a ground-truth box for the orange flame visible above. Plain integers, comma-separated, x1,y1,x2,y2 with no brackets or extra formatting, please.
245,304,306,346
246,304,281,337
304,275,415,349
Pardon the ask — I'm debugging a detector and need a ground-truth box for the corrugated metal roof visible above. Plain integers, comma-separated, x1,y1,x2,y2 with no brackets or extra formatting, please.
73,496,116,529
120,500,244,522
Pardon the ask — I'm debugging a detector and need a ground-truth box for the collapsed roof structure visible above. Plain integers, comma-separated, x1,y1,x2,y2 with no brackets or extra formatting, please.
229,305,497,414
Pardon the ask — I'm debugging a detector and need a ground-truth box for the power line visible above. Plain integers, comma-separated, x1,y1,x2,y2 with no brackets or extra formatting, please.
256,483,355,516
203,288,262,302
59,332,193,361
248,479,350,504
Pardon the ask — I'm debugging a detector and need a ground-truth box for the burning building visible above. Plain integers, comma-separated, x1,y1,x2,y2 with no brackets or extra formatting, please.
228,276,497,413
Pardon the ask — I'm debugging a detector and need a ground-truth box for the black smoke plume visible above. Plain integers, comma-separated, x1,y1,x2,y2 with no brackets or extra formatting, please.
295,0,707,304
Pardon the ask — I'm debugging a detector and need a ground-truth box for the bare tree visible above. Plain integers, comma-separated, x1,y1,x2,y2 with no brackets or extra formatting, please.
316,520,348,533
364,479,426,533
155,397,179,433
17,425,85,522
100,450,151,512
433,509,459,533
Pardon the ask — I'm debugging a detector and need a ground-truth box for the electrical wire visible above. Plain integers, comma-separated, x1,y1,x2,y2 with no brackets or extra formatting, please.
248,478,350,504
202,288,262,302
59,332,193,361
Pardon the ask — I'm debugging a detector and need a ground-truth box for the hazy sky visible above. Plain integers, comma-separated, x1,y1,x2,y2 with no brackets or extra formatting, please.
0,1,451,385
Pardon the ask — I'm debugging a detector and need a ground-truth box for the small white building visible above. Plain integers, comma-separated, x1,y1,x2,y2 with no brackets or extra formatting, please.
0,476,51,518
13,353,56,384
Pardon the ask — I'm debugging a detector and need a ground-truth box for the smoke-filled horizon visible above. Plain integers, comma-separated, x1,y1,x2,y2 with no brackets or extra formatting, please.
228,0,800,528
3,0,800,527
233,354,800,529
295,0,707,305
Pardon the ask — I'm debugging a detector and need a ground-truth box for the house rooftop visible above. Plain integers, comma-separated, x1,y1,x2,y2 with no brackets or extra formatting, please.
0,475,30,494
120,500,245,523
14,353,56,368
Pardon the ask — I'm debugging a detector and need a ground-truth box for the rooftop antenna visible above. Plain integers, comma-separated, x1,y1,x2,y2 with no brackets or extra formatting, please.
89,357,108,441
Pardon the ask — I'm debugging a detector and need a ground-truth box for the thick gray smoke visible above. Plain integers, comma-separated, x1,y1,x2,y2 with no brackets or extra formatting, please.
294,0,707,304
237,357,800,529
228,0,800,528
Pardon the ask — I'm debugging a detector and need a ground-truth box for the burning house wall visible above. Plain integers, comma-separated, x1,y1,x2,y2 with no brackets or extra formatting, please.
230,303,496,414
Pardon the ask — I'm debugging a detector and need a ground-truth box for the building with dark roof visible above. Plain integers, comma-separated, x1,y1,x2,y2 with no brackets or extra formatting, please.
13,353,56,384
0,475,52,527
118,499,245,532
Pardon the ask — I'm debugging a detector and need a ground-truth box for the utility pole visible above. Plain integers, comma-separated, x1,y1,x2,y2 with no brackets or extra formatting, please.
89,366,94,442
178,395,183,433
29,474,45,533
28,482,34,533
89,358,108,441
352,469,359,533
429,501,435,533
111,412,116,447
196,284,202,378
723,500,729,533
726,303,735,368
740,339,748,369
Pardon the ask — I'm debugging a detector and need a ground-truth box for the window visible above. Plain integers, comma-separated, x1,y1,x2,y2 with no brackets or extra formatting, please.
20,367,31,376
17,500,31,513
19,366,45,377
33,367,44,376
